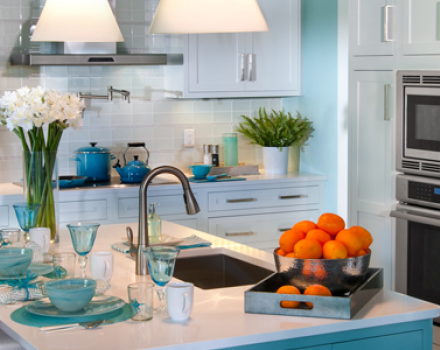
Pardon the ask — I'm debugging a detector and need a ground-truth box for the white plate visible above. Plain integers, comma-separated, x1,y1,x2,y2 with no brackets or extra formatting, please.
122,233,184,247
26,295,125,318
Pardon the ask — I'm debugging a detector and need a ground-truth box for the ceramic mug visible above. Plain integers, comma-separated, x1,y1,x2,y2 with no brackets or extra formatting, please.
28,227,50,252
166,282,194,322
89,252,113,281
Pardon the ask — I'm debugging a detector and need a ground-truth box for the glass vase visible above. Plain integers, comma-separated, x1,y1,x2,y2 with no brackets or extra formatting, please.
22,150,59,243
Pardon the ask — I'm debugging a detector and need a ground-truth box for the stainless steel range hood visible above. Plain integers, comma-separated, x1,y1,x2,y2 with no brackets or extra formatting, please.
10,53,183,66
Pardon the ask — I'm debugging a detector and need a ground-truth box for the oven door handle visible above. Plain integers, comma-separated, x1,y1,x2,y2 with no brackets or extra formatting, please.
391,209,440,226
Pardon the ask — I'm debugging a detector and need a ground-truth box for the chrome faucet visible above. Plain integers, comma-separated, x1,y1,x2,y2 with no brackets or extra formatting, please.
127,166,200,275
78,86,131,103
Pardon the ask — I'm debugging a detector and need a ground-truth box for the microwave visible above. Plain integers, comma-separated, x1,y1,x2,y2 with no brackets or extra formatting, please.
396,70,440,178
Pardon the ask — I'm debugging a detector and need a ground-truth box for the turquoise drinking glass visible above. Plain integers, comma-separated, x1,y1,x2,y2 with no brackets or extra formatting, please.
13,203,41,241
143,246,180,315
67,223,100,278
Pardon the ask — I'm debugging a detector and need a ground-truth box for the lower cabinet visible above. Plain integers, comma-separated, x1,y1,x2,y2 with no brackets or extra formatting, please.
209,210,319,252
59,200,107,223
0,205,8,227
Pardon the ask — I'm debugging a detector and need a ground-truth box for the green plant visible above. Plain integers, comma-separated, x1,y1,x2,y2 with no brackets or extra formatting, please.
236,108,314,150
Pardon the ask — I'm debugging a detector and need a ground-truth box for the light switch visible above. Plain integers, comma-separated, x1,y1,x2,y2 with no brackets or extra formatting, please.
184,129,195,148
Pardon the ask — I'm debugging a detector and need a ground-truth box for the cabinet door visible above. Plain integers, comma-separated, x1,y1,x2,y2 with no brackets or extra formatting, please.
333,330,422,350
187,33,246,93
348,70,395,289
245,0,300,93
349,0,395,56
402,0,440,55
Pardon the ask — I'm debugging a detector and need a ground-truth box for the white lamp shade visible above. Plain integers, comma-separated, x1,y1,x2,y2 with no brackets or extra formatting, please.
31,0,124,42
148,0,269,34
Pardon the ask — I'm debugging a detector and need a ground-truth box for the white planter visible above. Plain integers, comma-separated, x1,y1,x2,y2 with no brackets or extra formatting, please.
263,147,289,175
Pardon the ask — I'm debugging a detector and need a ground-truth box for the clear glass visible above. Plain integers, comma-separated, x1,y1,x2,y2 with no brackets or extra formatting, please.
22,150,59,243
52,252,77,279
128,282,154,321
222,133,239,166
0,228,21,245
143,246,180,315
67,223,100,278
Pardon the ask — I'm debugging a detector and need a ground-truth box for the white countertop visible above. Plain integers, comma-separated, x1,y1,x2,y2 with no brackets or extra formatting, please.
0,172,327,197
0,222,438,350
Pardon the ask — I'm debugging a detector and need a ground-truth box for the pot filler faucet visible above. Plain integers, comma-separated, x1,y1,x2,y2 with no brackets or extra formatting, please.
127,166,200,275
78,86,131,103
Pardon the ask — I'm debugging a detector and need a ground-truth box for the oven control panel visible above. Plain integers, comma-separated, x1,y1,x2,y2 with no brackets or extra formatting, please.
396,174,440,209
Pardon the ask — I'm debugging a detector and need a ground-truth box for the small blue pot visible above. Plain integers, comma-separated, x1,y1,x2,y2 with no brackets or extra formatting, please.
71,142,116,182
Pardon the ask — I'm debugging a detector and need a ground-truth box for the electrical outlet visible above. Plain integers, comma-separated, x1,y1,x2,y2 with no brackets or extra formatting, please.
184,129,195,148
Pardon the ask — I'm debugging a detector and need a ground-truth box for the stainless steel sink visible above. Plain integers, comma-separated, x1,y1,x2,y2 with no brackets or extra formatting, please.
173,254,274,290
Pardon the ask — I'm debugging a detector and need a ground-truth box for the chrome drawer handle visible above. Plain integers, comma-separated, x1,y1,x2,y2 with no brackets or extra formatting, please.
278,228,291,232
225,231,254,237
279,195,307,200
226,198,256,203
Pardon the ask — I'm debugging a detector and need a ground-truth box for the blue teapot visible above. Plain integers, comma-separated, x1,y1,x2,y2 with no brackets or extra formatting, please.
114,142,150,183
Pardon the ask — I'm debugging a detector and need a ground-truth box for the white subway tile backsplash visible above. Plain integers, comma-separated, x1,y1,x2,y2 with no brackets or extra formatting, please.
0,0,280,183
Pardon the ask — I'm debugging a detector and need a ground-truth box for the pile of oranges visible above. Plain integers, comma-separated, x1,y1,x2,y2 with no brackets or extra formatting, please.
276,213,373,260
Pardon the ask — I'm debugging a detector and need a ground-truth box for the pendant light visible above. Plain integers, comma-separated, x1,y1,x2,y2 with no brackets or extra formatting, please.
148,0,269,34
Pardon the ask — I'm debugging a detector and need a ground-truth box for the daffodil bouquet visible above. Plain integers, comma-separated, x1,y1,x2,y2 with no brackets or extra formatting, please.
0,86,85,241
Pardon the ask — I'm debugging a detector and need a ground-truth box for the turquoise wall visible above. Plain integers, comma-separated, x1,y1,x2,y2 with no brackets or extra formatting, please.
283,0,338,212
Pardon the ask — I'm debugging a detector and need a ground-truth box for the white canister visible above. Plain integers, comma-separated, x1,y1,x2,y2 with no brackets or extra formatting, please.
262,147,289,175
28,227,50,252
89,252,113,281
166,282,194,322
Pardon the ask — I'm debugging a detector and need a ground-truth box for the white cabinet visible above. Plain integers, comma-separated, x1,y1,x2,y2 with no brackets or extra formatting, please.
349,0,395,56
348,70,395,288
402,0,440,55
0,205,8,227
182,0,301,98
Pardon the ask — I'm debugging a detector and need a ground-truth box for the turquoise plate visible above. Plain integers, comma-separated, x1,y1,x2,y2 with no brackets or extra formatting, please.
26,295,126,318
0,263,54,281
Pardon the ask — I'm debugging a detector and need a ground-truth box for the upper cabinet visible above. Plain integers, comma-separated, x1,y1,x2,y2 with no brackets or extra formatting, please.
402,0,440,55
180,0,301,99
349,0,396,56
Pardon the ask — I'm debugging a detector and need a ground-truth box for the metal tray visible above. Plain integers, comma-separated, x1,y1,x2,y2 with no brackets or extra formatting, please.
244,268,383,319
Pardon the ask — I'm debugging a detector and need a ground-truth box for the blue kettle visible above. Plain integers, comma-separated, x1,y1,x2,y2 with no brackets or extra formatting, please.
114,142,150,183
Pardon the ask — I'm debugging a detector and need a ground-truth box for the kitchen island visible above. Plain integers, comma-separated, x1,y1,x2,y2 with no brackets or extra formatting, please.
0,222,438,350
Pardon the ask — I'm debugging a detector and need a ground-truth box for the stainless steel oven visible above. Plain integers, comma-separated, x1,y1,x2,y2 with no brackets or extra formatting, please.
391,174,440,325
396,70,440,177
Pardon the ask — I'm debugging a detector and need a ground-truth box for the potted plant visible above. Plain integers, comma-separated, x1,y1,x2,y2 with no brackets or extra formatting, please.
236,108,314,174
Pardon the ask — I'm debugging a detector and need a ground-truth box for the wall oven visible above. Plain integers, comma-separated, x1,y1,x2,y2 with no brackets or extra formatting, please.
396,70,440,177
391,174,440,326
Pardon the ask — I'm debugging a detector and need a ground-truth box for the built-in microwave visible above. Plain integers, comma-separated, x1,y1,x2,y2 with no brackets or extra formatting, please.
396,70,440,178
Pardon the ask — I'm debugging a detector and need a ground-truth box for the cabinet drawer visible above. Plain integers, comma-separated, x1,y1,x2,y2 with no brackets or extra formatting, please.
119,194,191,219
208,210,319,248
60,200,107,222
163,216,198,230
0,205,8,227
208,186,319,212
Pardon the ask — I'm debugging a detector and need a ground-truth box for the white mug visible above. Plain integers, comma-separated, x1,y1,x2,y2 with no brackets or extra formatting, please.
166,282,194,322
28,227,50,252
90,252,113,281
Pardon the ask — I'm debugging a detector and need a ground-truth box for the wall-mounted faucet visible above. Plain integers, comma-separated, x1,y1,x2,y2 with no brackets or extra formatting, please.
78,86,130,103
126,166,200,275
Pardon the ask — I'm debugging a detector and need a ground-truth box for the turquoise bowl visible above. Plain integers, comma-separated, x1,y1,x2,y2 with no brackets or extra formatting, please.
45,279,97,312
188,164,213,180
0,248,33,277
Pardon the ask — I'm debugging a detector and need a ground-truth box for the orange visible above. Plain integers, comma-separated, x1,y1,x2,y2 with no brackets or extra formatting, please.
279,228,305,253
317,213,345,236
322,240,348,259
303,285,332,308
293,220,317,234
294,238,323,259
285,252,296,258
350,226,373,250
356,249,367,256
306,229,332,246
335,229,363,256
276,248,287,256
276,285,301,308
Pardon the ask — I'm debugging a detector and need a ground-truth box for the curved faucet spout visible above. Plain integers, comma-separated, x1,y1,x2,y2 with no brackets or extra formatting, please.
135,166,200,275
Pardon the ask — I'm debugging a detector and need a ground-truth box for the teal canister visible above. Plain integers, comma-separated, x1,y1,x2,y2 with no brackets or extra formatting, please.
147,203,162,245
222,133,239,166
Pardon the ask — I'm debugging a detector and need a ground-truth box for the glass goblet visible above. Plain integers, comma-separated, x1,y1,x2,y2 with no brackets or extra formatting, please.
67,223,100,278
143,246,180,315
13,203,41,241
